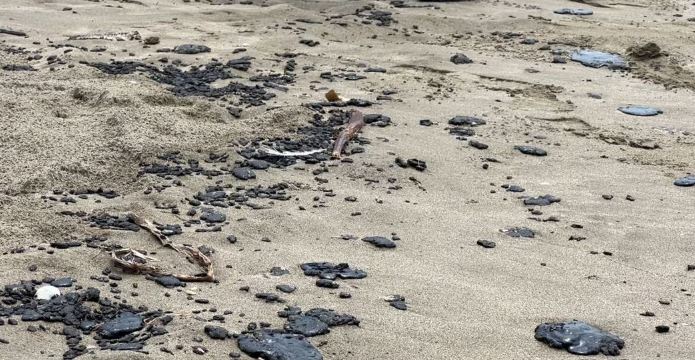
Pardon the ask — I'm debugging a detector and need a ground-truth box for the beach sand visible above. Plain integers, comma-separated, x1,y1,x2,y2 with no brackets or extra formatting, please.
1,0,695,359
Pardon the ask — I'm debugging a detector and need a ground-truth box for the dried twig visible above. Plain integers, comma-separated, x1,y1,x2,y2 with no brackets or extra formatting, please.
331,110,365,159
111,214,215,282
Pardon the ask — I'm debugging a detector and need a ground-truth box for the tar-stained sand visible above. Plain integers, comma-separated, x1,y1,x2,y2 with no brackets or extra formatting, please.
1,0,695,359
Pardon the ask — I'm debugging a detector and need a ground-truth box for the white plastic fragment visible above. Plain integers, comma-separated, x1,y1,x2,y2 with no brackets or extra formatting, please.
35,285,61,301
258,147,325,157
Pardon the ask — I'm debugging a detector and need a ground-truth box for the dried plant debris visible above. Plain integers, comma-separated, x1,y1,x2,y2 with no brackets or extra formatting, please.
332,110,365,158
111,215,214,283
238,109,380,167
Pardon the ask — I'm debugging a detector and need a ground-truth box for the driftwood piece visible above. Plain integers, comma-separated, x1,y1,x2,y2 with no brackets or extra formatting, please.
111,214,215,282
331,110,365,159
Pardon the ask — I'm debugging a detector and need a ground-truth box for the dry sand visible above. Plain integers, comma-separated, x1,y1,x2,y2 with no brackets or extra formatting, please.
1,0,695,359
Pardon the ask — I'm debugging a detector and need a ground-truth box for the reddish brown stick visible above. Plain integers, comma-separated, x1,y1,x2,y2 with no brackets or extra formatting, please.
331,110,365,159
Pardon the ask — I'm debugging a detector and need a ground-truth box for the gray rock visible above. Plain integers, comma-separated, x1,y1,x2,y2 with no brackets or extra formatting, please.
449,116,486,126
571,50,628,70
174,44,210,54
514,146,547,156
554,8,593,15
450,53,473,64
535,321,624,356
204,325,229,340
284,316,330,337
362,236,397,249
232,167,256,180
674,176,695,187
99,313,144,339
238,330,323,360
617,105,663,116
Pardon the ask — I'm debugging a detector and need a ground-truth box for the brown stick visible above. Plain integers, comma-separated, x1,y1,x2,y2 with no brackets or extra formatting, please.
331,110,365,159
111,214,215,282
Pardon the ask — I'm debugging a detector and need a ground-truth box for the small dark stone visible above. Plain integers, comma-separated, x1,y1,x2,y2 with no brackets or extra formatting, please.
386,295,407,310
247,159,270,170
109,342,144,351
174,44,210,54
51,277,73,287
285,315,330,337
520,38,538,45
476,239,496,248
270,267,289,276
144,36,160,45
362,236,397,249
50,241,82,249
450,53,473,64
316,279,339,288
227,234,238,243
201,210,226,223
524,195,561,206
504,227,535,238
514,145,547,156
232,167,256,180
276,284,297,293
99,313,144,339
299,39,320,47
406,159,427,171
305,308,359,326
449,116,486,126
154,276,184,288
655,325,670,333
21,310,41,321
255,293,282,303
419,119,433,126
552,56,567,64
469,140,488,150
204,325,229,339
